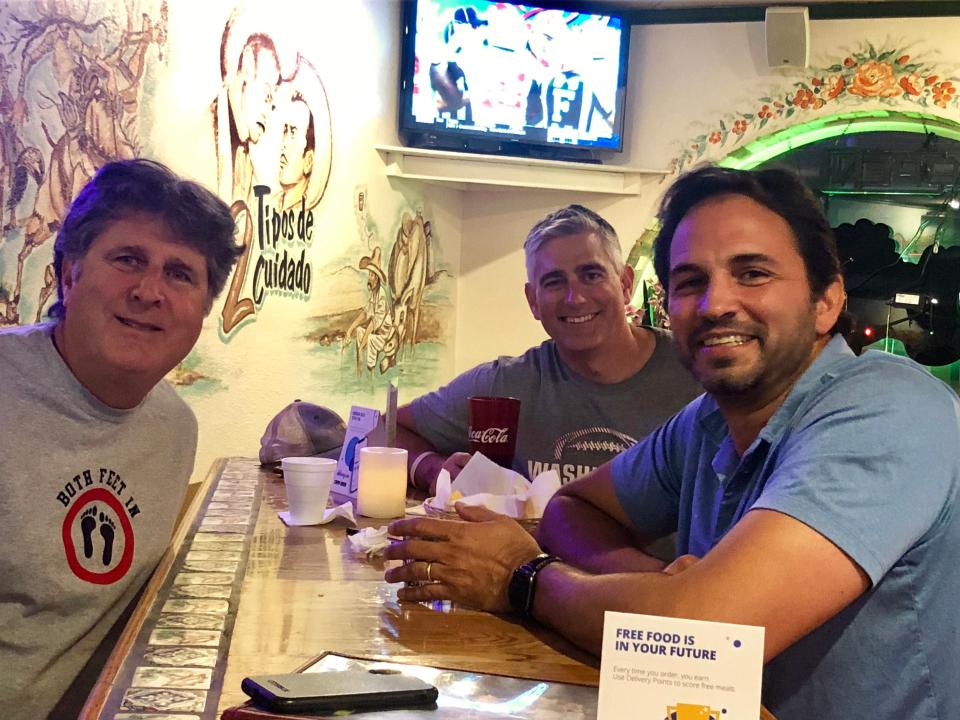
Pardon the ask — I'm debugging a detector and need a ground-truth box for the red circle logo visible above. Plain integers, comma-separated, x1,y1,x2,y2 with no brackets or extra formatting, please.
61,488,135,585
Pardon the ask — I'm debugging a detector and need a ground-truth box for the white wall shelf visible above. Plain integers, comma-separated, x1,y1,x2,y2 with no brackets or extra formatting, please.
376,145,668,195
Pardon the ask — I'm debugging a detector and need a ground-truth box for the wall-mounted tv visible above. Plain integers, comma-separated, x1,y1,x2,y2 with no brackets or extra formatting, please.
398,0,630,162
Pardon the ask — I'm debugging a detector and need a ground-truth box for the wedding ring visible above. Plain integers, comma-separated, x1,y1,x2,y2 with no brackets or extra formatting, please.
425,561,434,583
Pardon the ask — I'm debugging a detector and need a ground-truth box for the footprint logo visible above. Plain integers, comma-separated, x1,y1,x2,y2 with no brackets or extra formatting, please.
98,512,116,566
77,506,118,567
80,506,99,559
63,488,134,585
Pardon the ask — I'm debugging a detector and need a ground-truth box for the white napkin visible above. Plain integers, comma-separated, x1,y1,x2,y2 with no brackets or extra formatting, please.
278,500,357,527
347,525,390,557
424,452,561,519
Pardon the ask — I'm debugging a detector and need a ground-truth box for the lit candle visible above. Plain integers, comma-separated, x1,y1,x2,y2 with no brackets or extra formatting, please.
356,447,408,518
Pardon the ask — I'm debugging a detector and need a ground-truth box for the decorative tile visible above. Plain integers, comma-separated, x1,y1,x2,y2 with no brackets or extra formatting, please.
174,572,234,586
120,687,207,712
131,665,213,689
142,646,219,668
186,549,243,562
161,598,229,614
156,613,226,630
169,583,232,600
148,628,222,647
206,501,236,510
198,522,248,534
200,516,251,526
191,532,244,545
203,508,251,519
182,558,240,573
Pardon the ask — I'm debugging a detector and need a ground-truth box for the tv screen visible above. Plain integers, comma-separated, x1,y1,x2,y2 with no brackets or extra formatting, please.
398,0,630,160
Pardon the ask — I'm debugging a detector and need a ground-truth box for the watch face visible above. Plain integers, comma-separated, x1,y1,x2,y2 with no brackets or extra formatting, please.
508,554,555,615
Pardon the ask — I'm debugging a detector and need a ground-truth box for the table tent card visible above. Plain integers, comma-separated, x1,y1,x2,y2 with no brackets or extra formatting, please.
333,406,381,498
333,383,399,499
598,611,764,720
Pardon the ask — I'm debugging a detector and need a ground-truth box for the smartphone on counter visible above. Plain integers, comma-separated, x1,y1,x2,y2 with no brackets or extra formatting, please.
241,668,439,713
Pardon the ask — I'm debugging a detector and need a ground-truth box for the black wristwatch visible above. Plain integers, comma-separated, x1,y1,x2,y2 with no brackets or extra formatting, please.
508,553,560,617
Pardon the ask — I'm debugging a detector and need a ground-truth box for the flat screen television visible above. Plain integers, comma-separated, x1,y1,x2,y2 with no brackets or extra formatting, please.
398,0,630,162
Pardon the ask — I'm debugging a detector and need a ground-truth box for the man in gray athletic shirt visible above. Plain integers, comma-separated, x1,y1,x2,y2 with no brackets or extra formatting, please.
0,159,241,720
399,204,700,494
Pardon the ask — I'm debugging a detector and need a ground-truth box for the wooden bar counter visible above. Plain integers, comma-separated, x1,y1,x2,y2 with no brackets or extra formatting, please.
80,458,599,719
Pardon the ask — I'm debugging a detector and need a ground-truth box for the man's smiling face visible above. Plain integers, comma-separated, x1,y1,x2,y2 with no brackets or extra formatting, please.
525,231,632,357
57,212,210,396
667,194,841,405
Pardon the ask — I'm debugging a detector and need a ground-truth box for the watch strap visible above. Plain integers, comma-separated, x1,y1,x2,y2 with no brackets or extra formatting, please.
508,553,560,617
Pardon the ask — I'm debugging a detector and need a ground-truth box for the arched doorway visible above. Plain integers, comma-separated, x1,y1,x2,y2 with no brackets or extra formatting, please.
632,111,960,392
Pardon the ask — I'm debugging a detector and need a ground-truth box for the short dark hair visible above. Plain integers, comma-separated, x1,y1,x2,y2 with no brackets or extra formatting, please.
49,159,242,319
290,92,316,156
653,165,841,303
524,204,622,281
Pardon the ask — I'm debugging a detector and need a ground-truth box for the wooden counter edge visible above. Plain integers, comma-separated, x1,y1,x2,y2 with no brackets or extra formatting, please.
78,457,227,719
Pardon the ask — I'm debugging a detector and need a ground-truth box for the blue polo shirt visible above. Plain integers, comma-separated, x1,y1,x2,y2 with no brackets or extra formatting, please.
612,335,960,719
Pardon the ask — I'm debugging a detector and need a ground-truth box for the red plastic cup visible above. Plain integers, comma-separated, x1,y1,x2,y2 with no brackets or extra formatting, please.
468,396,521,468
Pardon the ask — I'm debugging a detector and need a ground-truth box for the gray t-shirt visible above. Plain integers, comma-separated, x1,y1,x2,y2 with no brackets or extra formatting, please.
0,323,197,720
410,327,701,482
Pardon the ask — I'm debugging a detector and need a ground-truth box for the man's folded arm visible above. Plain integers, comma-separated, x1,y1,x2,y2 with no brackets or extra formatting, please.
539,463,668,573
397,405,470,492
533,507,870,662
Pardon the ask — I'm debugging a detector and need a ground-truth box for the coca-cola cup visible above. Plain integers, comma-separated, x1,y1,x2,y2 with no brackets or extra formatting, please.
468,396,521,468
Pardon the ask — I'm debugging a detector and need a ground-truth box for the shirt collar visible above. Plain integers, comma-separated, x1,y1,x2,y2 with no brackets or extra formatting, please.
696,334,855,450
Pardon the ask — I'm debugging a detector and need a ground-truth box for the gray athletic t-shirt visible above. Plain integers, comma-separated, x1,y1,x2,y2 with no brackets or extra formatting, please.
410,328,701,482
0,323,197,719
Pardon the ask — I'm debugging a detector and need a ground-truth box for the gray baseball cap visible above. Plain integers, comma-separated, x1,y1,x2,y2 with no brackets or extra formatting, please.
259,400,346,465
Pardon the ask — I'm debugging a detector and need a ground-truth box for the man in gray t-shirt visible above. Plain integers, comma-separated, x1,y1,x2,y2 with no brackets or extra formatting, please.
398,204,700,494
0,160,240,720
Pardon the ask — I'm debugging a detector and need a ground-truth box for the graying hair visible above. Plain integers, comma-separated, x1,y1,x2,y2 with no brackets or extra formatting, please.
523,204,623,282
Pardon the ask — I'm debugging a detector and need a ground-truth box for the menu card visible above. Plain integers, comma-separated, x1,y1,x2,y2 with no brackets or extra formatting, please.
332,406,380,498
598,611,764,720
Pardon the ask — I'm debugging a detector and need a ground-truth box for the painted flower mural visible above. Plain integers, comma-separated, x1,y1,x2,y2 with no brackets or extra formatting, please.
671,44,960,172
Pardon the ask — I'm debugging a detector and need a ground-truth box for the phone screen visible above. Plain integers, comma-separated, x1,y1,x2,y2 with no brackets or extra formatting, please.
241,668,439,713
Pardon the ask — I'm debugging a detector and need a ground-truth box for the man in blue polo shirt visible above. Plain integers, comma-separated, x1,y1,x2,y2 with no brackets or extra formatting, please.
385,166,959,719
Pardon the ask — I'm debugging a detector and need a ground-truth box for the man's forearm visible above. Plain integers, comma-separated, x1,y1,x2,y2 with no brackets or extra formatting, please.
539,495,666,573
395,421,440,491
532,564,679,656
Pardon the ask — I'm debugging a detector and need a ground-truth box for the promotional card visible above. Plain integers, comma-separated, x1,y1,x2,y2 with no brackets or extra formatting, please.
333,406,381,498
598,611,764,720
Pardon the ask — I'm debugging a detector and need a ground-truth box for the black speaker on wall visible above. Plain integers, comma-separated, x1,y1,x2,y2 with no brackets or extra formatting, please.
765,6,810,68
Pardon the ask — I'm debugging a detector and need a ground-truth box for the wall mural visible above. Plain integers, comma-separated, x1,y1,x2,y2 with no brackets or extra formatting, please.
0,0,166,327
670,43,960,173
304,188,452,386
211,8,332,339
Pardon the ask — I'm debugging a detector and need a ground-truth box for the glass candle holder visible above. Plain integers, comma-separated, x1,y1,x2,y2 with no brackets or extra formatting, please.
356,447,408,518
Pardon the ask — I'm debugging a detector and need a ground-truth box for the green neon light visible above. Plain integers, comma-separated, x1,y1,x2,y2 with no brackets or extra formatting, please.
719,111,960,170
821,190,942,196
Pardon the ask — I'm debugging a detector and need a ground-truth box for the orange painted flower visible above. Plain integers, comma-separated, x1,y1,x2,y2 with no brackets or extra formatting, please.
899,72,923,96
811,77,822,86
848,60,901,97
896,54,910,65
926,75,940,86
932,81,956,108
843,57,856,67
732,119,749,135
824,74,846,100
708,131,722,144
792,87,817,109
758,104,774,120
